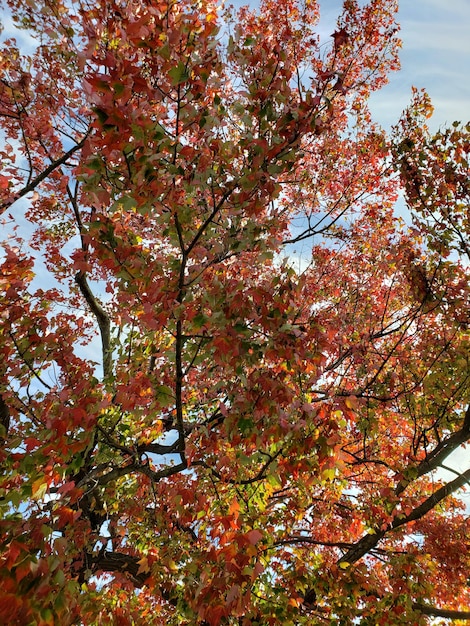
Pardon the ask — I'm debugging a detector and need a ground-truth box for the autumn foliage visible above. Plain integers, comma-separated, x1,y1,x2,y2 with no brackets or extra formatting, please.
0,0,469,624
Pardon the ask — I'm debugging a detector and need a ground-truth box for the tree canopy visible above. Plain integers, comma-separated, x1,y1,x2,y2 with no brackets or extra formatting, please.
0,0,469,624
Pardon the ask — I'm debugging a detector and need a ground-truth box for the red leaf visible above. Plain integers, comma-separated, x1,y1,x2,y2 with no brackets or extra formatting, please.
331,28,349,51
246,529,263,546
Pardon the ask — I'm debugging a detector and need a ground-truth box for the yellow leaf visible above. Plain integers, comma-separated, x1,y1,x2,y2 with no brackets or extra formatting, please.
137,556,150,575
31,478,47,501
345,396,358,410
167,559,178,572
322,468,336,481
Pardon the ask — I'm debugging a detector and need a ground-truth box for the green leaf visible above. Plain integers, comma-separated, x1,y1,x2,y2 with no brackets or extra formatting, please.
322,468,336,481
169,61,189,86
159,42,171,60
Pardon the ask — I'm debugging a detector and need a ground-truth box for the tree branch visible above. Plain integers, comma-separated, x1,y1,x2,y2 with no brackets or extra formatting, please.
90,550,150,587
0,393,10,440
0,137,87,213
76,458,187,489
395,404,470,497
339,465,470,565
75,271,112,379
413,603,470,620
392,467,470,529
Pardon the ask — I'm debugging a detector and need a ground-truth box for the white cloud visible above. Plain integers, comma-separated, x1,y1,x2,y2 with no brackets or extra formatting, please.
369,1,470,129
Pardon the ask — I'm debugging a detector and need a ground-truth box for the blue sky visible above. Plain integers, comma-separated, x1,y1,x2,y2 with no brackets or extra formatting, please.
370,0,470,130
312,0,470,130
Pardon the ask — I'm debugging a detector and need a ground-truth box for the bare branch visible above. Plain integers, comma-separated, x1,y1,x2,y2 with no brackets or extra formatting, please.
413,603,470,620
90,550,151,587
0,137,87,213
75,271,112,379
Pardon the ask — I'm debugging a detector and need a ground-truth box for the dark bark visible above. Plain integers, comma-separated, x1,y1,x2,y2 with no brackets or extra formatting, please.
0,394,9,439
413,603,470,620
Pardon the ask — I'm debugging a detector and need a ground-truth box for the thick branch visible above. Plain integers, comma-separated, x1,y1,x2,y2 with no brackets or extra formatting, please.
0,394,10,439
272,536,352,550
76,458,187,489
339,466,470,565
395,404,470,497
174,318,186,450
413,603,470,620
392,467,470,529
75,271,112,379
90,550,150,587
137,440,182,455
334,409,470,567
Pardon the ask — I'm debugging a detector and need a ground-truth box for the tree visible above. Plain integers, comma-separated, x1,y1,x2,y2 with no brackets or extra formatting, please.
0,0,469,623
